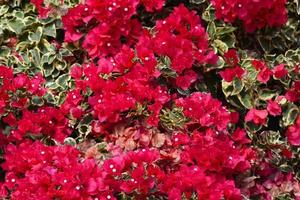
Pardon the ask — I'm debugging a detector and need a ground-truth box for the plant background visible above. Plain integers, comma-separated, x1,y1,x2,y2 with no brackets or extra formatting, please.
0,0,299,199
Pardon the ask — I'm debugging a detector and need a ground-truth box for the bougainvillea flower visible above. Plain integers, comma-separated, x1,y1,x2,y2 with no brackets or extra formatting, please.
286,116,300,146
272,64,288,79
257,67,273,84
245,109,268,125
267,100,282,116
219,66,245,82
211,0,287,32
224,49,240,66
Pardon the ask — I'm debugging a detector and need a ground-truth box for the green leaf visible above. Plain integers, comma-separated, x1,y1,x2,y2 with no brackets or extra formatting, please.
245,121,262,133
78,124,92,136
222,80,233,97
12,10,24,19
31,96,44,106
237,90,253,109
296,0,300,14
216,26,236,36
48,54,57,64
24,16,38,26
202,6,214,22
57,92,66,105
232,78,244,95
0,47,11,57
41,52,56,65
56,74,71,89
64,137,77,146
7,18,25,34
43,23,56,37
215,56,225,69
282,103,299,127
213,39,228,54
43,64,55,77
0,5,9,16
45,81,59,90
30,48,41,67
207,22,216,38
44,93,57,104
258,89,279,101
189,0,206,4
177,88,190,96
28,27,43,43
16,41,30,52
59,48,73,57
54,61,67,71
220,34,236,48
41,53,50,65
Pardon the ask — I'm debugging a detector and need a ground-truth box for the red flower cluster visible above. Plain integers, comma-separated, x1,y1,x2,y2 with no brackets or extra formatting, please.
4,1,298,199
175,92,231,131
0,140,115,200
153,4,218,74
285,81,300,103
219,49,245,82
211,0,287,32
63,3,218,130
63,2,217,90
1,128,256,199
245,99,282,125
0,66,72,143
0,66,45,117
70,61,170,128
30,0,51,18
245,108,268,125
62,0,165,57
252,60,273,84
286,116,300,146
164,129,255,199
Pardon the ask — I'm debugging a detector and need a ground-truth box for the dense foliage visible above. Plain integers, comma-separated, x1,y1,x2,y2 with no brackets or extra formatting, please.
0,0,299,199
